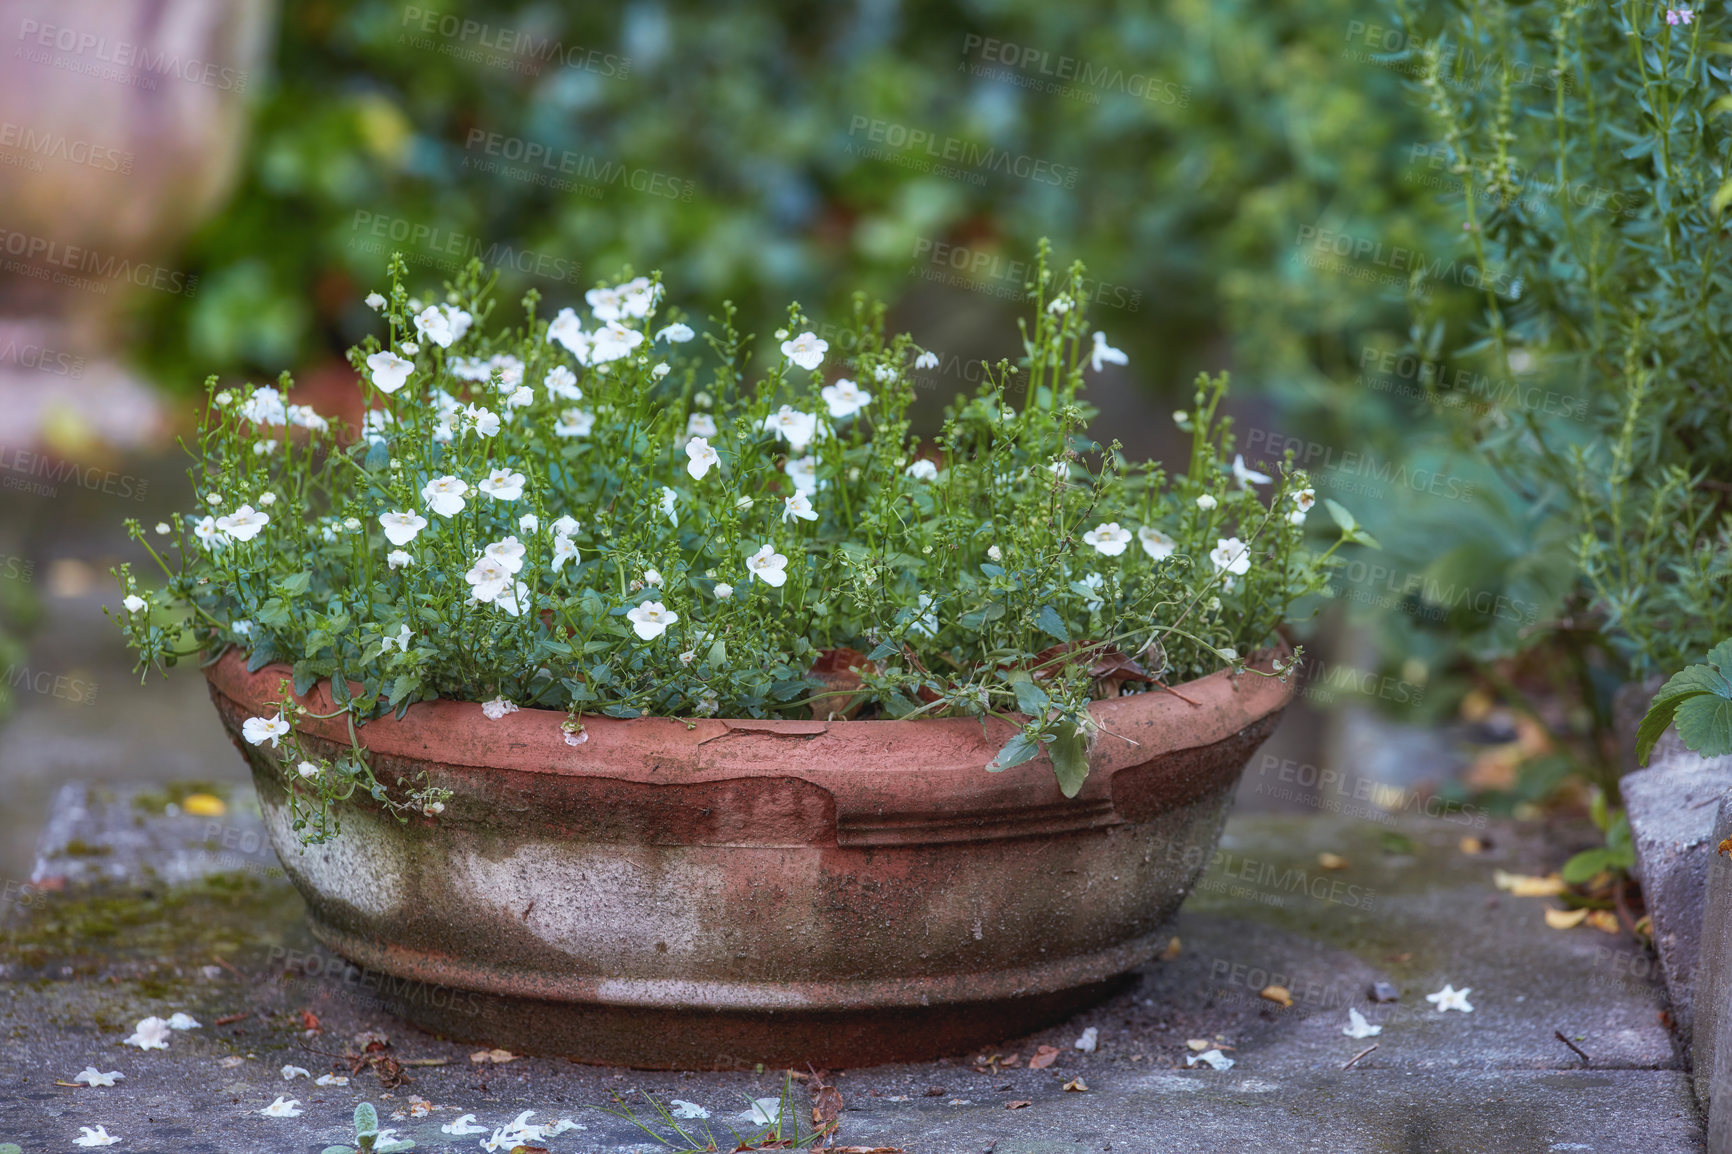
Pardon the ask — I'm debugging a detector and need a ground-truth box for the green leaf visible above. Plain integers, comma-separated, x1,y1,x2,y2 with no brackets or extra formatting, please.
1675,694,1732,759
354,1103,379,1139
1046,726,1091,798
989,732,1042,771
1637,648,1732,764
321,1147,358,1154
1323,498,1358,534
1035,604,1069,643
276,571,312,596
1712,177,1732,217
867,641,898,662
1561,846,1630,885
707,639,727,667
1012,680,1050,716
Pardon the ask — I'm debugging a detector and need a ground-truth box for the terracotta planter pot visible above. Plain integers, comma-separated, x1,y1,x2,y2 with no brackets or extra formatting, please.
206,647,1293,1068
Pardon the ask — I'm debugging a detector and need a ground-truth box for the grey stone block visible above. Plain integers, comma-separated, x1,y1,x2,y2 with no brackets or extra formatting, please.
1623,750,1732,1050
1698,794,1732,1126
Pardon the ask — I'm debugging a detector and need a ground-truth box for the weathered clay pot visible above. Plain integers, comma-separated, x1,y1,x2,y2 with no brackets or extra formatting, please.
206,647,1292,1068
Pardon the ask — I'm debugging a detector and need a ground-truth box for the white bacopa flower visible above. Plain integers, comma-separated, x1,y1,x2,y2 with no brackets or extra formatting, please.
422,475,468,517
1195,494,1218,511
74,1126,121,1147
232,619,253,637
259,1096,303,1118
695,689,721,715
1089,331,1129,373
154,521,171,535
746,544,789,587
215,504,269,542
742,1098,786,1126
479,467,527,501
550,535,581,572
504,385,535,411
762,404,820,451
73,1067,124,1087
1138,526,1176,560
821,378,871,419
686,412,718,439
660,486,678,525
678,649,696,666
780,331,828,371
366,351,414,394
466,557,512,603
620,275,661,318
462,404,501,438
547,306,588,354
590,319,645,363
492,580,531,617
381,623,413,653
362,408,394,446
239,385,287,425
785,455,820,494
554,408,595,438
281,1064,310,1080
669,1100,710,1120
713,582,734,599
379,510,427,546
286,403,329,432
123,593,146,614
685,436,720,479
1047,293,1074,314
296,761,319,779
987,545,1003,562
518,513,540,532
914,350,940,370
125,1016,173,1050
342,516,362,532
627,600,679,640
413,305,455,348
551,514,580,537
1289,509,1308,526
1075,1026,1099,1053
544,364,582,402
657,322,695,343
314,1073,348,1086
1210,537,1252,576
386,549,413,569
1232,453,1273,489
905,459,939,482
1343,1008,1383,1039
782,492,818,523
442,1114,488,1136
1425,984,1474,1013
1293,487,1316,512
257,492,277,507
241,714,290,749
643,569,664,586
401,341,419,355
481,697,520,721
166,1013,201,1030
364,291,386,310
586,284,626,321
1082,522,1132,556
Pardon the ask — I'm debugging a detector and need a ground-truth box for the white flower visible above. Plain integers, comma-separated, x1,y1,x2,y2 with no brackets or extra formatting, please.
1425,984,1474,1013
685,436,720,480
821,378,871,419
554,408,595,438
296,761,319,779
493,580,531,617
422,475,468,517
287,404,329,432
233,619,253,637
281,1064,310,1080
518,513,540,532
911,593,938,638
670,1100,710,1120
1209,537,1252,576
215,504,269,542
1075,1026,1098,1053
125,1016,173,1050
686,413,719,441
259,1096,303,1118
364,291,386,310
914,350,940,370
241,714,290,749
1195,494,1218,511
657,322,695,343
1048,293,1074,314
387,550,413,569
401,341,419,355
504,385,535,411
239,385,287,425
1288,510,1308,526
362,408,395,445
314,1074,349,1086
643,569,664,586
547,307,588,357
742,1098,785,1125
258,492,277,506
1089,331,1128,372
783,492,818,523
462,404,501,438
762,405,820,451
442,1114,488,1135
590,320,644,363
987,545,1003,562
1082,522,1132,556
479,467,526,501
466,557,512,603
414,303,470,348
379,510,427,546
660,486,679,525
783,454,821,495
166,1013,201,1030
73,1067,124,1087
381,624,413,653
544,364,582,402
713,582,734,599
627,600,679,640
746,544,788,587
1343,1008,1383,1039
621,276,661,318
586,284,626,321
123,593,146,614
780,331,828,371
551,535,581,572
1231,454,1272,489
481,697,519,720
1293,487,1316,512
1185,1049,1235,1071
366,351,414,394
154,521,171,535
905,459,939,482
1138,527,1176,560
74,1126,121,1147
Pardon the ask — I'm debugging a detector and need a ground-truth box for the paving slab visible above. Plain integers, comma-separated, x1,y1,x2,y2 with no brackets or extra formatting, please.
0,786,1704,1152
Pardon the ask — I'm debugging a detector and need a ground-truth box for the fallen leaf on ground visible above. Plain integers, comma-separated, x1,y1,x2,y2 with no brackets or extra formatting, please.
1062,1077,1088,1092
1493,869,1566,897
1586,910,1620,934
810,1081,842,1127
181,793,226,817
1545,907,1589,930
1005,1100,1032,1110
1027,1045,1061,1069
1186,1039,1212,1051
1157,936,1182,961
1260,985,1294,1008
1719,837,1732,859
1319,852,1349,870
214,1012,247,1026
300,1010,321,1031
468,1049,517,1064
1460,836,1486,855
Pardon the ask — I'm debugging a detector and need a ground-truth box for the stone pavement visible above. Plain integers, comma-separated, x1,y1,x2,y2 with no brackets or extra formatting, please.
0,783,1704,1153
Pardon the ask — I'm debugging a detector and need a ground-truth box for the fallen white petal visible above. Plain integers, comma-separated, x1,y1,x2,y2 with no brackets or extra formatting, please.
1343,1008,1383,1039
280,1064,310,1080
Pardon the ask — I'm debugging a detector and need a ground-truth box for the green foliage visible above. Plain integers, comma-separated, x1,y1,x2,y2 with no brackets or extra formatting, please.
1561,788,1634,883
320,1100,415,1154
1638,638,1732,764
